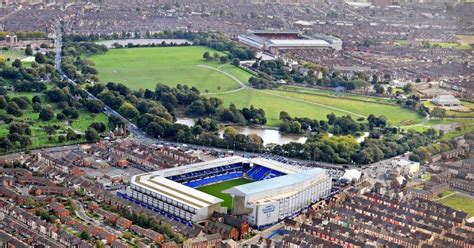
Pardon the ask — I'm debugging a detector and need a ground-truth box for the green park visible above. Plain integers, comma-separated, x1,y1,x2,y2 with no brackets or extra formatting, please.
90,46,434,129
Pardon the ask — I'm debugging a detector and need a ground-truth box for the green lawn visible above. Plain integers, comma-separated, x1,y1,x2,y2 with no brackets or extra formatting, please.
91,46,243,93
436,193,474,216
197,178,253,210
217,88,423,127
0,49,27,62
427,41,472,50
90,46,424,127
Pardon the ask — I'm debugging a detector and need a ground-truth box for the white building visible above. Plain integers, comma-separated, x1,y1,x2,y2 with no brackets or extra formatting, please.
392,159,420,176
389,79,409,88
432,94,461,107
224,168,331,228
238,30,342,54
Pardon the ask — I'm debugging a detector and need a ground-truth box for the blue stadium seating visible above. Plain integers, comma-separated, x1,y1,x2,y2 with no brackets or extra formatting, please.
166,162,286,188
247,165,285,181
183,172,243,188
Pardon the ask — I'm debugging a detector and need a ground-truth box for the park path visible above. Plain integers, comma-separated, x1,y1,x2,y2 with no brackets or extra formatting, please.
198,64,366,118
259,90,366,118
197,64,248,95
434,192,457,201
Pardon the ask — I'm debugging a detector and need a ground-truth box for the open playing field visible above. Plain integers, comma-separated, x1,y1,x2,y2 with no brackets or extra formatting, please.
216,88,424,126
91,46,424,127
91,46,244,93
197,178,253,210
436,192,474,216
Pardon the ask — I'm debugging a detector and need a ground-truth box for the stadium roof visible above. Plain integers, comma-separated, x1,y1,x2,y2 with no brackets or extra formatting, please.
153,156,247,177
250,29,300,34
132,174,223,209
223,168,326,197
269,39,330,47
250,157,300,174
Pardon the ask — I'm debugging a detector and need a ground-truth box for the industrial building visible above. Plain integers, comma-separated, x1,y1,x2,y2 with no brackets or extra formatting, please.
238,30,342,54
123,156,332,228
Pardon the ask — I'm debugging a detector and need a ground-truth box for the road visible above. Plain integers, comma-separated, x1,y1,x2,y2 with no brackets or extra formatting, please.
71,200,121,236
54,23,143,139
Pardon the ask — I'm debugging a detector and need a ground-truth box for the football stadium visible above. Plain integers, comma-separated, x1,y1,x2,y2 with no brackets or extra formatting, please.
120,156,332,229
238,30,342,54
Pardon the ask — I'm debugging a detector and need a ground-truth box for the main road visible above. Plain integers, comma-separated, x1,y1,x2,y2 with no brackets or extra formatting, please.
54,23,143,139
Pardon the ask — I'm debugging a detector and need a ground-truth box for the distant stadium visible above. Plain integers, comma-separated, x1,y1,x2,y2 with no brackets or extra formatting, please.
238,30,342,54
120,156,332,229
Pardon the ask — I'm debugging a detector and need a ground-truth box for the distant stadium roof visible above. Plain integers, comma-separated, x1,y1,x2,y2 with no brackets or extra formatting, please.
223,168,326,196
269,39,330,47
250,29,300,34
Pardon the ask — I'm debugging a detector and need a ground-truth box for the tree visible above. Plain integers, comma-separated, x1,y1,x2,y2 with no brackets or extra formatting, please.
387,86,393,95
39,108,55,121
0,96,7,108
89,122,106,132
231,58,240,66
213,52,220,60
32,95,42,104
58,135,67,143
431,107,446,118
403,83,414,94
119,102,139,120
6,102,22,117
34,52,46,63
85,127,100,142
43,125,56,135
374,84,385,94
25,45,33,56
79,231,90,240
18,135,31,148
203,51,211,61
219,55,229,64
85,99,104,113
0,138,13,151
409,153,421,162
12,59,22,68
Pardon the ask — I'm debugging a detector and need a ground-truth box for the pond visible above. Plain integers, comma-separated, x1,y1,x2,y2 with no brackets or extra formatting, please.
176,118,307,146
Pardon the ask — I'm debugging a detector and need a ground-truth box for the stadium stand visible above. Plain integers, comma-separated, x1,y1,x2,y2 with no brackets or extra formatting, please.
247,164,286,181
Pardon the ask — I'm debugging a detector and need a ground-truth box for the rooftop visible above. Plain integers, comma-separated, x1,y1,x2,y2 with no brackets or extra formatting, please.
223,168,327,196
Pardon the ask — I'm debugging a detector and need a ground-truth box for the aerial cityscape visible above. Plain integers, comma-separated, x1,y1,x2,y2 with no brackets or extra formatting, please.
0,0,472,247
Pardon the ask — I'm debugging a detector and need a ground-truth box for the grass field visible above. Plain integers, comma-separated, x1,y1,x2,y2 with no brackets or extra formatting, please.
91,46,243,93
217,88,424,126
436,192,474,216
197,178,253,210
91,46,425,127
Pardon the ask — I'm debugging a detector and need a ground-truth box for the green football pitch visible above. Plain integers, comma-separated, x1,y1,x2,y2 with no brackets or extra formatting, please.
197,178,253,210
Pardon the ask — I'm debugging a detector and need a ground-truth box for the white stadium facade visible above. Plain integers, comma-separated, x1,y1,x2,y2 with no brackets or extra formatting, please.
238,30,342,54
119,156,332,229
